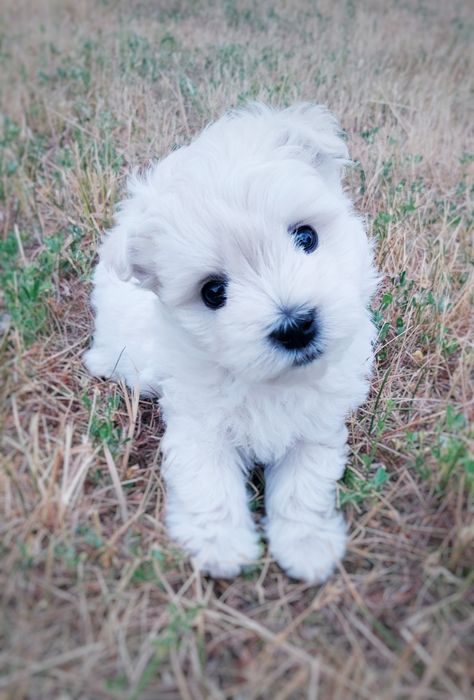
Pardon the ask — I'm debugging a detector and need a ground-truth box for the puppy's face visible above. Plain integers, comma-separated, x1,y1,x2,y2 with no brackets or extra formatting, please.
104,104,377,382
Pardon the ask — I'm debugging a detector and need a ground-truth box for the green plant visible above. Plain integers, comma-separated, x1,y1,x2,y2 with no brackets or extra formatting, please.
0,232,64,345
82,391,123,448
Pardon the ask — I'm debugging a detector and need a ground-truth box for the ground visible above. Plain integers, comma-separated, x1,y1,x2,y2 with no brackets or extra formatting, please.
0,0,473,698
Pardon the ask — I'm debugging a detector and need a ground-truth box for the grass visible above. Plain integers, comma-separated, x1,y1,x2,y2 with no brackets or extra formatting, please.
0,0,473,697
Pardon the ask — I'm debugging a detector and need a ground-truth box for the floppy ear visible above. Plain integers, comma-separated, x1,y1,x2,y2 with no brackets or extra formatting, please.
99,178,161,292
276,103,350,187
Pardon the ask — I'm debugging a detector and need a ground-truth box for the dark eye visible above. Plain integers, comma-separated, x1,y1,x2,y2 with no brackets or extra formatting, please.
290,225,319,253
201,277,227,309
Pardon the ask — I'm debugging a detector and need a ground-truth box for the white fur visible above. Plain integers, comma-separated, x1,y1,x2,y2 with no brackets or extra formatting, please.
85,103,378,583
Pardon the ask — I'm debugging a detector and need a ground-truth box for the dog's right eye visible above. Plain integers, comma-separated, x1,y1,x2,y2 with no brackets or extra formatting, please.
290,224,319,254
201,277,227,309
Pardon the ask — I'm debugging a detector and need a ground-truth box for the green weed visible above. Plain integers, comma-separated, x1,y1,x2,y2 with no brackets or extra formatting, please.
342,400,394,505
341,464,390,506
131,604,202,699
82,391,123,449
0,232,64,345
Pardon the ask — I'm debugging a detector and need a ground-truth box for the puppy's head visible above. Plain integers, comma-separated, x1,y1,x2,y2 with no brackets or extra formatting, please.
102,103,377,382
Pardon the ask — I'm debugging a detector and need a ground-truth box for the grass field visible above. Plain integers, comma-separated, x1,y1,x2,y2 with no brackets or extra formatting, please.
1,0,473,698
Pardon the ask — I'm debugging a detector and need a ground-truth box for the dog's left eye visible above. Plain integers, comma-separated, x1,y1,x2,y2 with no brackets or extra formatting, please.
201,277,227,309
290,225,319,254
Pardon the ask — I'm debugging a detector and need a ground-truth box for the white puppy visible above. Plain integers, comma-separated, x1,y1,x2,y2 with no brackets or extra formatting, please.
85,103,378,583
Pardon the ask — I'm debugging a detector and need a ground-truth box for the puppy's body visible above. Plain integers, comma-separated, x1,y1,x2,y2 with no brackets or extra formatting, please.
86,104,377,582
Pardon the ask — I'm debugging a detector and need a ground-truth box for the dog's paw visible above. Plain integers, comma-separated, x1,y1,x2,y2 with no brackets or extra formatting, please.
267,512,347,584
192,528,262,578
168,516,261,578
83,347,112,378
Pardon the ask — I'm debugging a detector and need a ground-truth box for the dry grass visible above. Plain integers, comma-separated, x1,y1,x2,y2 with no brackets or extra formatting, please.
1,0,473,698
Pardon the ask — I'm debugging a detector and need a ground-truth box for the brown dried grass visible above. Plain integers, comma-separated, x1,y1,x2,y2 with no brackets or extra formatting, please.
0,0,473,698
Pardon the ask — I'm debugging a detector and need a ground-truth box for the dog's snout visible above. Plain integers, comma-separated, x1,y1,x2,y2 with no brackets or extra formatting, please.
270,309,317,351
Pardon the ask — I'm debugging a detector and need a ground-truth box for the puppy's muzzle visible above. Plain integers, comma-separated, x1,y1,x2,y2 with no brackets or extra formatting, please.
270,308,317,351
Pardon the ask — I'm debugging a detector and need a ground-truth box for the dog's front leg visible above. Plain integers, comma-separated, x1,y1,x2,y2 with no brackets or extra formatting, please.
265,436,348,583
160,419,260,578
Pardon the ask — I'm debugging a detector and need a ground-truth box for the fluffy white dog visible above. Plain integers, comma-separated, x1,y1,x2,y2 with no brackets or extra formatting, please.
85,103,378,583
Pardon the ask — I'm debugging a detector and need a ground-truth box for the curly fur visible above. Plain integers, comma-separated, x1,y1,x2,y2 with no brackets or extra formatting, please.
85,103,378,582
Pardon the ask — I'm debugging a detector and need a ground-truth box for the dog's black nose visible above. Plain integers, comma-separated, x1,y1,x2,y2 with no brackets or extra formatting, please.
270,309,317,351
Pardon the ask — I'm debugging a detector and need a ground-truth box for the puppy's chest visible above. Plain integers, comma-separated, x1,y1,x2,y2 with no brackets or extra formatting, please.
228,387,327,464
